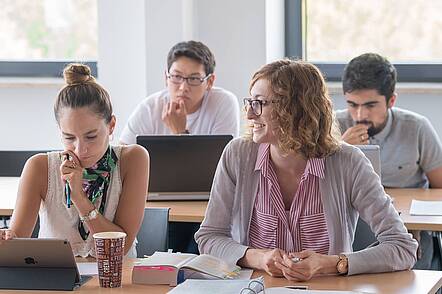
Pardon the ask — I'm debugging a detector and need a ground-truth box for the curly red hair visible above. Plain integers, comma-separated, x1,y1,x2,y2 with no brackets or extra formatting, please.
246,59,341,158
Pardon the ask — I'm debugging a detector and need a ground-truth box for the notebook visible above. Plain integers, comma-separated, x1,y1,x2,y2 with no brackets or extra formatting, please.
136,135,233,200
0,238,90,290
355,145,381,177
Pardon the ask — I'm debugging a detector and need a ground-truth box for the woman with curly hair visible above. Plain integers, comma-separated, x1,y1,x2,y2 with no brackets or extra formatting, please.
195,59,417,281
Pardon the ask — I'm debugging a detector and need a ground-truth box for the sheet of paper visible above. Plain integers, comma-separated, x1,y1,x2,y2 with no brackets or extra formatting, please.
265,288,370,294
77,262,98,276
410,199,442,216
168,277,264,294
238,268,253,280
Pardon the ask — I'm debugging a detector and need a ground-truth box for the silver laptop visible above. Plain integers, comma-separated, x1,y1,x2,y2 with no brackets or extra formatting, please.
137,135,233,200
0,238,84,290
355,145,381,177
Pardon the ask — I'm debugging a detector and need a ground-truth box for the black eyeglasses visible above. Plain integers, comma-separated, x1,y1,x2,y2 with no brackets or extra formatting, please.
243,98,277,116
166,72,212,86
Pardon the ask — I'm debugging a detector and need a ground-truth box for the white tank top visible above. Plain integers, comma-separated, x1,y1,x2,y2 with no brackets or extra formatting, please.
39,145,137,257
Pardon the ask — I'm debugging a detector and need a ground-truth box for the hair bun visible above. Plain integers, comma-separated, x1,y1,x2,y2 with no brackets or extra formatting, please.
63,63,95,85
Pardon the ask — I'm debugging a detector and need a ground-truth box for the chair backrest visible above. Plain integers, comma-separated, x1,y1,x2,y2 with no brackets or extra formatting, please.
352,145,380,252
31,217,40,238
352,218,377,251
136,207,170,257
0,151,52,177
1,216,39,238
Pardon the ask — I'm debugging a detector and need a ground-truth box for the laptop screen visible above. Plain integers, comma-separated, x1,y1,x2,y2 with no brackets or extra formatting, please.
136,135,233,193
355,145,381,177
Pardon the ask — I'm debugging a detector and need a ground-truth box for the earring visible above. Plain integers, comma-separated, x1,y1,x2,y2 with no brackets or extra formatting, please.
109,133,114,142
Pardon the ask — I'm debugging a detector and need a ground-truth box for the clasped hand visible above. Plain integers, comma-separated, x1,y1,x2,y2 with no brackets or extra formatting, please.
0,229,16,240
161,100,187,134
263,249,327,281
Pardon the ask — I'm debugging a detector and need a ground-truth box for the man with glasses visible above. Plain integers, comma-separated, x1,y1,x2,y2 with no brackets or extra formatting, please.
120,40,240,144
119,41,239,254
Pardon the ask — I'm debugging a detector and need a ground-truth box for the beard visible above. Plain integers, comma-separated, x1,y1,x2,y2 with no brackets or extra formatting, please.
355,120,387,137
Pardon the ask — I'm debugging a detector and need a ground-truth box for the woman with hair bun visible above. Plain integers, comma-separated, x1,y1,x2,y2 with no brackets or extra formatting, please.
195,59,417,281
0,64,149,258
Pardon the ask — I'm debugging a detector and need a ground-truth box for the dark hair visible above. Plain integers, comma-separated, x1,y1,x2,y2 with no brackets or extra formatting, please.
248,59,341,158
54,63,113,124
167,40,216,75
342,53,397,102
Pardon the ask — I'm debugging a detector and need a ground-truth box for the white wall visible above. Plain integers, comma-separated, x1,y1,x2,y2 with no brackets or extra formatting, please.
1,0,442,150
0,84,61,150
144,0,186,94
141,0,267,108
196,0,266,100
97,0,147,142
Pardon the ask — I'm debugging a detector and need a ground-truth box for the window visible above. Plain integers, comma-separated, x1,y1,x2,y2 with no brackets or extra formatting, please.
285,0,442,82
0,0,97,77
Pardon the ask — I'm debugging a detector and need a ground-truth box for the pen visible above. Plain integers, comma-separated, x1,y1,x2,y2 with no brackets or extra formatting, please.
64,154,71,208
285,285,308,290
65,180,71,208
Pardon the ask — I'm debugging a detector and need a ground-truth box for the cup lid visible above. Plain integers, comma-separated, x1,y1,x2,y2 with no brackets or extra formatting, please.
93,232,127,239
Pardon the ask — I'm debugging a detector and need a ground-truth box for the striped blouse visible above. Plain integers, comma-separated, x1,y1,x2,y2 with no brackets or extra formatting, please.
249,144,330,254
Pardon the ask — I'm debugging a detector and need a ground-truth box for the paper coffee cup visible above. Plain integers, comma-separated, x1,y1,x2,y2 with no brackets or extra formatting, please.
93,232,127,288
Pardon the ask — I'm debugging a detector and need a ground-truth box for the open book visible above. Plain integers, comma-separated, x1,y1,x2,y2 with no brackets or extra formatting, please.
132,251,241,286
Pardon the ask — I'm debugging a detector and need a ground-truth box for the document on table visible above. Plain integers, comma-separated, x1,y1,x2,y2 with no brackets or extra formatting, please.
167,276,370,294
265,289,370,293
76,262,98,275
238,268,253,279
168,277,264,294
410,199,442,216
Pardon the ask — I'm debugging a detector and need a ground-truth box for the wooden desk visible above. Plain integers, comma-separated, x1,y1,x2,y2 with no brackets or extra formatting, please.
0,177,207,222
386,188,442,231
3,176,442,231
255,269,442,294
1,259,440,294
0,259,169,294
146,200,207,222
147,189,442,230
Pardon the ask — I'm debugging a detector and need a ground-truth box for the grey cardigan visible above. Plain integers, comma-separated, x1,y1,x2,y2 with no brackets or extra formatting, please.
195,138,418,275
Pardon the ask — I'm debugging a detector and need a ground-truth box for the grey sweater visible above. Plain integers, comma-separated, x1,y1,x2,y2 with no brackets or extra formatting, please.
195,138,418,275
